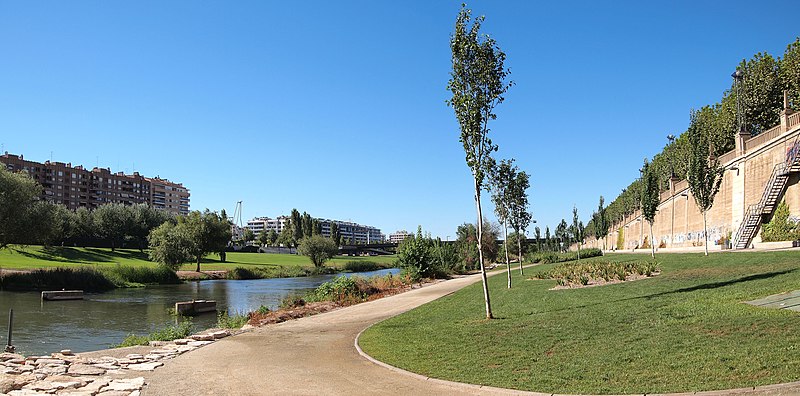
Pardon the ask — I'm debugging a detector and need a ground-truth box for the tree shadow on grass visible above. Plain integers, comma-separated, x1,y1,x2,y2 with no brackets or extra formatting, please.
14,247,113,263
532,268,797,315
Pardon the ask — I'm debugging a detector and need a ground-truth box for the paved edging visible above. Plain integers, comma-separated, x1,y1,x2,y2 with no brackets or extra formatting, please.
353,271,800,396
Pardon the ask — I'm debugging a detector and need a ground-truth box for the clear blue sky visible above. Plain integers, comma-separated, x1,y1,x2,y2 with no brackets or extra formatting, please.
1,1,797,239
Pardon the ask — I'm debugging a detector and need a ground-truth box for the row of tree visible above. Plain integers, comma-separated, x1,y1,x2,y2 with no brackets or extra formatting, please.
602,38,800,227
448,5,533,319
0,166,172,250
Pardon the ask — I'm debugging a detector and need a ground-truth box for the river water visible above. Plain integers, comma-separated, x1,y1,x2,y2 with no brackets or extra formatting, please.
0,268,399,356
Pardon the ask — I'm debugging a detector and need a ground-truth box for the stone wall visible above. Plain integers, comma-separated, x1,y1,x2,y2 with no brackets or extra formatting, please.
587,115,800,252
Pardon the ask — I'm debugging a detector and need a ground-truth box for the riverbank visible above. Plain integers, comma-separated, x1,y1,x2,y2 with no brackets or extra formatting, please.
0,246,396,291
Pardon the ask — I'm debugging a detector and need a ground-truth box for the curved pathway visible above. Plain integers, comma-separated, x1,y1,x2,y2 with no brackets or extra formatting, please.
140,270,800,396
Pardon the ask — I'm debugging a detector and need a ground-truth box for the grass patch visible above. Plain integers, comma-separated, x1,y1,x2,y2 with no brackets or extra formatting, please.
115,319,194,348
340,260,392,272
359,251,800,394
528,248,602,264
0,267,116,292
216,310,249,329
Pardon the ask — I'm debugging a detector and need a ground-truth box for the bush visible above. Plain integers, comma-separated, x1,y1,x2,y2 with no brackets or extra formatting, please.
279,294,306,309
307,276,364,304
762,201,800,242
297,235,339,267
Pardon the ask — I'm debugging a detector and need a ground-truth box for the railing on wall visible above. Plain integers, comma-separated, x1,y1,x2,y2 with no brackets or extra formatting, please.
745,125,783,152
788,112,800,129
717,150,737,165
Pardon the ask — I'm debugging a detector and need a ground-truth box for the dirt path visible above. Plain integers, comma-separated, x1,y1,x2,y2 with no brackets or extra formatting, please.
140,272,539,395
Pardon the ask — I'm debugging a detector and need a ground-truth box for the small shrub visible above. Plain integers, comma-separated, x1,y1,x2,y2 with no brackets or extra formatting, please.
226,267,259,280
308,276,364,304
256,305,271,315
534,259,659,288
279,294,306,309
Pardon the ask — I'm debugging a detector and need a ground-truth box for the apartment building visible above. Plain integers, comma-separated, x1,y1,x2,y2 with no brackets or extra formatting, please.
318,219,384,244
245,216,290,236
0,153,190,215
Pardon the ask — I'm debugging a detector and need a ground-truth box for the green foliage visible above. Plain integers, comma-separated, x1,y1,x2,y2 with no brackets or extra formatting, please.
100,264,181,286
687,110,725,255
279,294,306,309
297,235,339,267
0,166,49,249
616,227,625,250
217,310,248,329
148,209,231,272
306,276,365,303
115,319,194,347
761,200,800,242
397,226,436,281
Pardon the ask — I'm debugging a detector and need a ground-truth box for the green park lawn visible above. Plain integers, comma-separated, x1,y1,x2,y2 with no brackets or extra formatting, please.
358,251,800,394
0,245,396,272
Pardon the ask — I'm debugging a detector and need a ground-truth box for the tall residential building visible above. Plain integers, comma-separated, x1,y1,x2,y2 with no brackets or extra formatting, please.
0,152,190,215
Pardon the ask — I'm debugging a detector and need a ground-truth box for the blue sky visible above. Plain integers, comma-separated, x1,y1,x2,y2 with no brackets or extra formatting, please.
1,1,798,239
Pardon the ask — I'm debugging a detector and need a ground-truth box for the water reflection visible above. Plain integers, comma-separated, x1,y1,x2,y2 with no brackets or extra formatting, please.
0,268,399,355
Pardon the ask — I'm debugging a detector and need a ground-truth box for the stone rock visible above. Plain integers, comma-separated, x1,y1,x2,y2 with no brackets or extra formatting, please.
172,339,191,345
67,364,106,376
58,350,73,356
186,341,212,347
1,378,20,394
79,377,110,393
33,358,65,366
189,334,214,341
210,330,229,339
147,341,168,347
126,362,163,371
33,365,67,376
123,355,143,360
0,353,25,362
102,377,144,392
174,346,196,354
23,380,80,391
8,389,51,396
55,391,95,396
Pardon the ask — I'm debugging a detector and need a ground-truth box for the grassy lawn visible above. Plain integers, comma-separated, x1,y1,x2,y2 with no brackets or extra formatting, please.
0,245,396,272
358,251,800,394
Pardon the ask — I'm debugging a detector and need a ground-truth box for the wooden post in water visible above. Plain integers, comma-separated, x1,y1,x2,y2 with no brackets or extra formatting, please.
4,308,14,353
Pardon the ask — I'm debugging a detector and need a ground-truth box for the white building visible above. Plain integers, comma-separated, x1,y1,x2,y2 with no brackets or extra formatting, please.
245,216,289,236
388,230,413,243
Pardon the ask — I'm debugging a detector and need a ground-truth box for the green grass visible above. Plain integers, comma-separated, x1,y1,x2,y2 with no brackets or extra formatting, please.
0,246,396,272
358,251,800,394
115,319,194,348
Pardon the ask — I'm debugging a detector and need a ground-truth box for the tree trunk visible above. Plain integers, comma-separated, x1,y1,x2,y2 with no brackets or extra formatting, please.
503,221,511,289
650,222,655,259
517,229,524,276
196,255,201,272
703,211,709,256
474,176,493,319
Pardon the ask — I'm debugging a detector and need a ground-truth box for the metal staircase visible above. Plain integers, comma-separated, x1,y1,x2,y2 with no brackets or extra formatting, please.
732,136,800,249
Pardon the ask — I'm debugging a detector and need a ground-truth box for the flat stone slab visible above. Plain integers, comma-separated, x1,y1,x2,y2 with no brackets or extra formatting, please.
745,289,800,312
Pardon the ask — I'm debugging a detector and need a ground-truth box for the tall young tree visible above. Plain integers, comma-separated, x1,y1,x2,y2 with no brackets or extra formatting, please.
686,110,725,256
572,206,583,260
508,170,531,275
447,5,512,319
489,158,515,288
330,221,341,246
290,209,303,245
593,196,609,254
534,226,542,252
641,160,660,258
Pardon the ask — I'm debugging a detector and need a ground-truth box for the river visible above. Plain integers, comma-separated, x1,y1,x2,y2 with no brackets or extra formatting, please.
0,268,399,356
